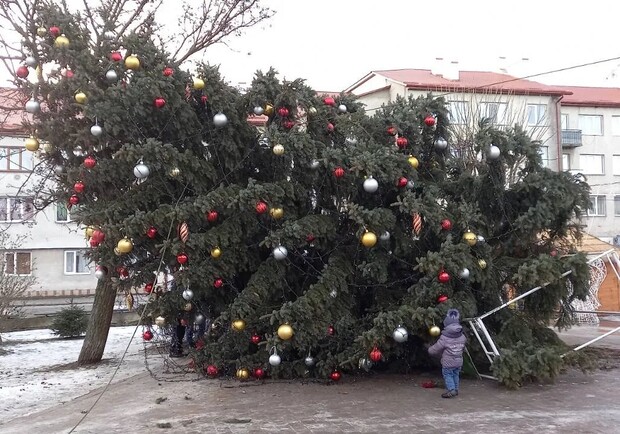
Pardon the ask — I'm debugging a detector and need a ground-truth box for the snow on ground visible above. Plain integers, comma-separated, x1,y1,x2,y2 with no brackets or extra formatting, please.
0,326,153,424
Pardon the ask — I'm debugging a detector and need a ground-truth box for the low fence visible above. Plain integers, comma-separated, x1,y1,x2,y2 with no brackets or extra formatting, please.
0,310,141,333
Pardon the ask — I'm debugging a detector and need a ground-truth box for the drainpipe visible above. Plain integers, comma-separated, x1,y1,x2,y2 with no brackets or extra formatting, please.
555,95,564,171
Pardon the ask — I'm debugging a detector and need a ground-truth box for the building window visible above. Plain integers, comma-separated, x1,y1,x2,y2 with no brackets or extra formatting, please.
613,155,620,176
615,196,620,216
0,197,35,222
578,115,603,135
538,146,549,168
480,102,508,125
562,153,570,171
612,116,620,136
0,147,34,172
448,101,469,124
527,104,547,126
64,250,91,274
4,252,32,275
560,113,568,130
56,202,70,222
588,195,606,216
580,154,604,175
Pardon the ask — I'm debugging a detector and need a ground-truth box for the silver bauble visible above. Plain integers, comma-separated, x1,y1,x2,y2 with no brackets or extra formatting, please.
358,358,373,372
345,136,358,145
94,266,107,280
476,235,486,244
273,246,288,261
406,180,415,189
269,353,281,366
458,268,470,279
310,159,320,169
329,289,338,298
105,69,118,82
434,137,448,150
133,163,150,179
182,289,194,300
195,314,205,324
393,326,409,343
25,56,37,68
380,231,390,241
213,112,228,127
304,355,316,367
363,177,379,193
338,104,347,113
25,99,40,113
488,145,501,160
90,125,103,137
253,106,264,115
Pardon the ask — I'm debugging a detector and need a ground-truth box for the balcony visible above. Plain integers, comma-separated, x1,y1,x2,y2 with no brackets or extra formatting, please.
561,129,582,148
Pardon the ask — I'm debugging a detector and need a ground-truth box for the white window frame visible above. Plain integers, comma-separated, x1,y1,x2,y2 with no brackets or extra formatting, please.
0,197,35,222
587,195,606,217
560,113,568,130
615,195,620,217
480,102,508,125
4,251,32,276
56,202,71,222
580,154,605,175
0,146,34,172
539,146,549,168
448,101,469,124
612,116,620,136
64,250,91,275
578,114,603,136
613,155,620,176
526,104,547,126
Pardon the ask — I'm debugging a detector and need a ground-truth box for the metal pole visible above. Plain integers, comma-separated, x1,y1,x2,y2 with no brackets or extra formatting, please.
562,325,620,356
477,318,500,357
571,310,620,315
468,320,495,364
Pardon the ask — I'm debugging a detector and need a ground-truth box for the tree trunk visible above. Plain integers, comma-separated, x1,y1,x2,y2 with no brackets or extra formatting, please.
78,279,117,365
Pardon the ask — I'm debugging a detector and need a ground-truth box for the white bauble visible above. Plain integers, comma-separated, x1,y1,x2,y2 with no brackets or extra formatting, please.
273,246,288,261
380,231,390,241
195,314,205,324
338,104,347,113
310,159,320,169
213,112,228,127
434,137,448,150
90,125,103,137
133,163,150,179
25,99,40,113
345,136,357,145
105,70,118,82
94,266,107,280
363,177,379,193
458,268,470,279
253,106,264,115
269,354,281,366
393,326,409,343
25,56,37,67
304,355,316,367
182,289,194,301
488,145,501,160
476,235,486,244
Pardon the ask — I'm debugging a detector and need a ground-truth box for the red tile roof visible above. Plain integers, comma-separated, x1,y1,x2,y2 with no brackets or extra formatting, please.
557,85,620,108
356,69,571,97
0,87,29,134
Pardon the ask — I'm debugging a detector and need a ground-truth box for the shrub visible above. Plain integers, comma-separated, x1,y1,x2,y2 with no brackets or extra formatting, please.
51,304,88,338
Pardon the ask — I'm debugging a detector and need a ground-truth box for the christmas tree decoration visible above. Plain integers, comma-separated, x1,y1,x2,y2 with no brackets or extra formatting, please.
306,234,316,243
25,136,39,152
54,34,70,48
110,51,122,62
338,104,347,113
133,162,150,179
25,56,37,67
326,122,335,132
407,155,419,169
272,144,285,155
438,294,449,303
16,65,29,79
195,314,205,324
397,177,408,188
309,159,320,169
36,26,47,36
73,181,85,193
205,365,219,377
91,230,105,245
83,155,96,169
363,177,379,193
117,266,129,279
487,145,501,160
125,55,140,70
269,207,284,219
250,333,261,344
429,325,441,337
69,195,80,206
369,346,383,363
210,247,222,259
458,268,470,279
94,265,107,280
434,137,448,150
253,106,264,115
74,92,87,104
277,107,289,117
62,69,74,79
412,213,423,237
273,245,288,261
213,112,228,127
361,231,377,248
181,288,193,300
380,231,390,241
438,270,450,283
25,99,40,113
255,201,268,214
232,319,246,331
146,226,158,238
90,124,103,137
359,358,373,371
478,259,487,269
163,67,174,76
323,96,335,106
144,283,153,294
155,316,166,327
142,330,153,341
236,368,250,380
462,230,477,246
253,367,265,379
440,219,453,231
206,210,218,223
476,235,486,244
277,323,294,340
178,222,189,243
269,348,281,366
396,137,408,148
308,107,317,115
213,278,223,288
424,115,436,126
304,354,316,367
49,26,61,37
387,126,397,136
85,227,94,239
193,77,205,89
393,326,408,343
177,252,189,265
105,70,118,82
283,120,295,129
327,325,336,336
345,136,358,145
169,167,180,177
154,97,166,108
116,237,133,254
330,370,341,382
264,103,274,116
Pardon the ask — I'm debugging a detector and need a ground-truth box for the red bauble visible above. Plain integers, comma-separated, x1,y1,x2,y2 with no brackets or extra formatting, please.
438,271,450,283
162,67,174,76
333,167,345,178
91,229,105,244
49,26,61,37
253,368,265,379
397,177,408,188
180,319,188,327
327,325,335,336
117,266,129,278
424,115,436,126
110,51,122,62
306,234,315,243
283,120,295,129
250,333,261,345
369,346,382,363
146,226,158,238
206,210,218,222
438,294,449,303
142,330,153,341
330,370,341,381
550,249,558,257
205,364,219,377
214,278,223,288
83,156,96,169
387,126,397,136
144,283,153,294
89,238,99,248
255,201,268,214
64,70,74,79
177,252,188,265
440,219,453,231
327,122,335,132
69,195,80,206
201,95,208,104
16,66,29,79
73,181,85,193
154,97,166,108
396,137,408,148
324,97,336,106
277,107,289,117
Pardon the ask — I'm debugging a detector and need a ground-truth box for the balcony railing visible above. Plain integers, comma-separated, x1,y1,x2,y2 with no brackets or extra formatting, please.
561,129,582,148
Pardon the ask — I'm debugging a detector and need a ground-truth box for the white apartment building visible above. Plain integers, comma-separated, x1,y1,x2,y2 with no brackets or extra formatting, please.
1,89,97,297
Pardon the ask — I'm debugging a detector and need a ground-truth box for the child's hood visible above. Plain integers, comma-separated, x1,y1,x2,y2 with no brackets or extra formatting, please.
442,322,463,338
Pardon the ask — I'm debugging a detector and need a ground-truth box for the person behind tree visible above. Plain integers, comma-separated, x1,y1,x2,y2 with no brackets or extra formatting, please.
428,309,467,398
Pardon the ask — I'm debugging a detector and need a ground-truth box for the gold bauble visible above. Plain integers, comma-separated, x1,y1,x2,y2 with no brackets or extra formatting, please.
270,207,284,220
116,237,134,254
361,231,377,248
478,259,487,269
236,368,250,380
74,92,87,104
272,144,285,155
232,319,246,332
211,247,222,258
308,107,317,115
54,34,70,48
408,155,419,169
155,316,166,327
264,103,274,116
193,78,205,89
184,303,193,312
277,323,294,340
429,325,441,337
125,55,140,70
25,137,39,152
85,226,95,239
36,27,47,37
462,230,477,246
